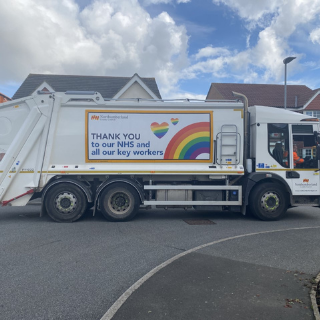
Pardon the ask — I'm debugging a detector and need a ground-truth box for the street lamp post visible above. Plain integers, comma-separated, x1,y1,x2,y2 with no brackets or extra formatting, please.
283,56,296,109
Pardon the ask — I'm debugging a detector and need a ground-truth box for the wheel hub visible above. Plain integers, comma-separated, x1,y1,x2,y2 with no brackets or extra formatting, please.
60,197,71,208
110,192,130,213
55,192,77,214
114,196,126,207
261,192,279,212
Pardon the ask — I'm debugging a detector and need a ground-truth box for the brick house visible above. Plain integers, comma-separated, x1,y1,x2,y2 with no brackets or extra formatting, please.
206,83,320,118
0,93,11,103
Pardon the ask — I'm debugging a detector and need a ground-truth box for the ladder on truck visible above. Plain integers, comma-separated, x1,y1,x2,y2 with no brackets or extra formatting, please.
217,124,239,165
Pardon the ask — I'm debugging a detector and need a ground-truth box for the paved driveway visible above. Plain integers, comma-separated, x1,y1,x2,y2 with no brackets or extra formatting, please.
0,205,320,319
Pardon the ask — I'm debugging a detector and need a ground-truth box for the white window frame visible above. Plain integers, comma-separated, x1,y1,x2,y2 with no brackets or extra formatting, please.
305,110,320,119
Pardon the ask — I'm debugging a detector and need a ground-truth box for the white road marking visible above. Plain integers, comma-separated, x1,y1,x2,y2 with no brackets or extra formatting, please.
101,226,320,320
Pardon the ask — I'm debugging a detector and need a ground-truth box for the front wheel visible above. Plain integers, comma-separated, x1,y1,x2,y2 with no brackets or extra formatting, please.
249,183,288,221
99,183,140,221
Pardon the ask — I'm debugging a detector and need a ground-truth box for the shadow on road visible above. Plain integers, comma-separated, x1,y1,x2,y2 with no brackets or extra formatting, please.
0,205,318,224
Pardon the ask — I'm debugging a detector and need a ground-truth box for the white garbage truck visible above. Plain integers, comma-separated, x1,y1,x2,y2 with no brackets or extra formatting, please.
0,91,319,222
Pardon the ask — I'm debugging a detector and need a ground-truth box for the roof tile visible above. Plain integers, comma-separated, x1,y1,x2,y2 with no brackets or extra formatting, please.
305,94,320,110
206,83,314,108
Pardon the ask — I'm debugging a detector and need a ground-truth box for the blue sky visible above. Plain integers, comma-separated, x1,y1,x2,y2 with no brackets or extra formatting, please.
1,0,320,99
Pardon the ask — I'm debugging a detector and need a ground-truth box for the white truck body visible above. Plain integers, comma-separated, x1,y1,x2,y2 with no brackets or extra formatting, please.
0,91,319,221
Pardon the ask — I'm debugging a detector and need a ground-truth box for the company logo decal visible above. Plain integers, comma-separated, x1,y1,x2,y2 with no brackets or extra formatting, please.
150,122,169,139
91,115,99,120
164,122,210,160
295,180,317,189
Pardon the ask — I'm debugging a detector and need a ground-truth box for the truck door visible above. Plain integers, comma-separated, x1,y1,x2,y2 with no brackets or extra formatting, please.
289,124,320,196
267,123,320,197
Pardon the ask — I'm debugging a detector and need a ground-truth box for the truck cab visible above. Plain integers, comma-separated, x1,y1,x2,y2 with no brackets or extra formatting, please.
249,106,320,217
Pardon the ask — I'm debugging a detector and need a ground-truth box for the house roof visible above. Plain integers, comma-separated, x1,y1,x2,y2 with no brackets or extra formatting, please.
206,83,318,109
0,92,11,101
305,94,320,110
12,73,162,100
0,92,11,103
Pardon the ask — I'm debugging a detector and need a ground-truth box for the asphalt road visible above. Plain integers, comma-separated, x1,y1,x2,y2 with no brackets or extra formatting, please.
0,205,320,320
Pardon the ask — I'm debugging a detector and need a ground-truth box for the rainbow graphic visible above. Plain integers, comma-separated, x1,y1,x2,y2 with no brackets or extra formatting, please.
150,122,169,139
164,122,211,160
171,118,179,125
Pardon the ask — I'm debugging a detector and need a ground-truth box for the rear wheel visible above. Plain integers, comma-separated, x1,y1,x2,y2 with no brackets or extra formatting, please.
45,183,88,222
99,183,140,221
249,183,288,221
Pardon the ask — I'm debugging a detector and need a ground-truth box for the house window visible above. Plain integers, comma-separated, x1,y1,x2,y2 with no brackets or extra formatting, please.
306,111,320,119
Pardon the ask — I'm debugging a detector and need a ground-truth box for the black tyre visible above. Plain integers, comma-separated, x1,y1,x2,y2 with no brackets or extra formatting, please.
249,183,288,221
99,183,140,221
45,183,88,222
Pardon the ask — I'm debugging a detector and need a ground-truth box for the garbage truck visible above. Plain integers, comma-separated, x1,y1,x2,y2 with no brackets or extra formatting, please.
1,91,320,222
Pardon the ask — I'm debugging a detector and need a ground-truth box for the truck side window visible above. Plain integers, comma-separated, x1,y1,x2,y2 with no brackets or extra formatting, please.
292,128,317,169
268,124,289,168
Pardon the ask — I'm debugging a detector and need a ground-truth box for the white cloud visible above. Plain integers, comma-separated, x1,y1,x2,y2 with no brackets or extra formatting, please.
249,27,288,81
164,91,206,100
185,0,320,84
143,0,190,5
271,0,320,38
0,0,189,97
212,0,280,22
187,57,227,76
194,46,230,60
246,34,250,48
310,28,320,44
184,26,289,83
143,0,172,5
212,0,320,37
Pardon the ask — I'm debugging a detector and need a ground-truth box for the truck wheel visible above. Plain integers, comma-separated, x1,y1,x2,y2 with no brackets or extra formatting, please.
99,183,140,221
249,183,288,221
45,184,88,222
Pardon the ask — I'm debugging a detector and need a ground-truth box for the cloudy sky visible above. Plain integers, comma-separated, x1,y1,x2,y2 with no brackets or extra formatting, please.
1,0,320,99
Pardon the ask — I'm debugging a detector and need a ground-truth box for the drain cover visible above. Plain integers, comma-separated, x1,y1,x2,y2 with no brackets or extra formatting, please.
183,219,216,225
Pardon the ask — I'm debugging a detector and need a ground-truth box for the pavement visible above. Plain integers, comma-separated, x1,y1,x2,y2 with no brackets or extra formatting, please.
106,226,320,320
111,254,314,320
